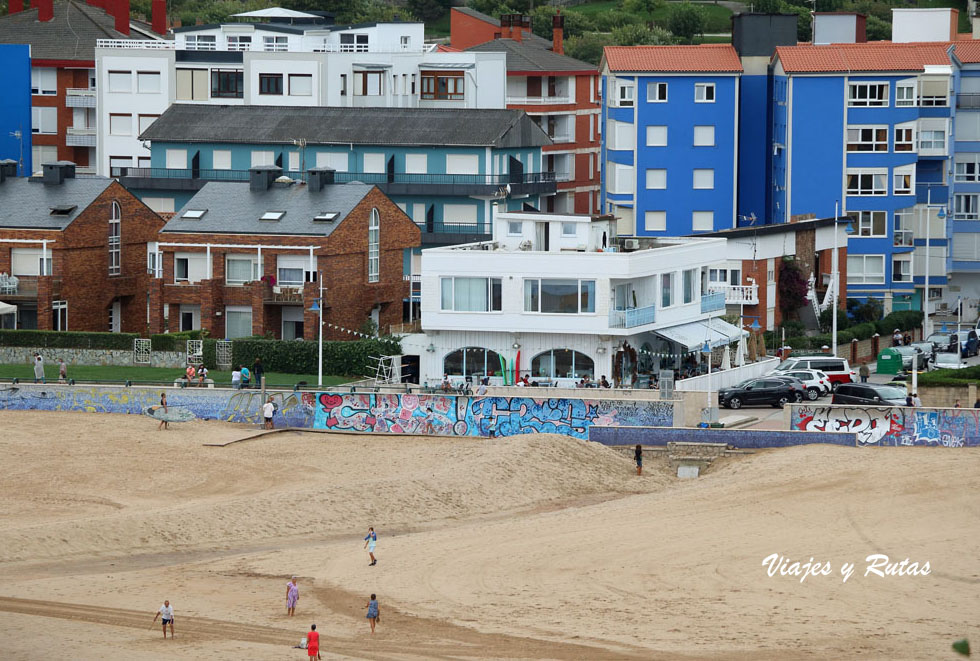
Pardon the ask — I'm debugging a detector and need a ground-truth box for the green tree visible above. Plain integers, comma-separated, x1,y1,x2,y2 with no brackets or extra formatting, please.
667,2,706,44
592,9,644,31
752,0,782,13
622,0,663,18
865,14,890,41
565,32,616,66
405,0,447,22
530,7,596,39
611,23,675,46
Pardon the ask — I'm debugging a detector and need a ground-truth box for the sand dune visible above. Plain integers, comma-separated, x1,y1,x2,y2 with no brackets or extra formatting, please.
0,410,977,659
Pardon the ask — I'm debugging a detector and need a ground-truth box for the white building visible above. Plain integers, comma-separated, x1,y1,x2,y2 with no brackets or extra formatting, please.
409,208,744,387
94,19,507,175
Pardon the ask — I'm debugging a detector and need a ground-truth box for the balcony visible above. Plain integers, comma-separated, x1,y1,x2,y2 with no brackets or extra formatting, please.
958,93,980,109
700,290,727,313
609,304,656,329
894,230,914,247
404,273,421,301
0,276,61,299
508,95,573,105
65,88,97,108
97,39,175,49
66,126,96,147
420,221,490,246
707,284,759,306
111,167,558,198
262,285,304,305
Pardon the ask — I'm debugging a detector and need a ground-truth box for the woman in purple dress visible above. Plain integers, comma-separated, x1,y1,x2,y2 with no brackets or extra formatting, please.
285,576,299,616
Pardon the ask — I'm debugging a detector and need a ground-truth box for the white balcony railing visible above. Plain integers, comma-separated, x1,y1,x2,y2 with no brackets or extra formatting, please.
66,127,96,136
707,283,759,305
508,95,573,105
609,304,656,329
97,39,175,49
65,88,97,108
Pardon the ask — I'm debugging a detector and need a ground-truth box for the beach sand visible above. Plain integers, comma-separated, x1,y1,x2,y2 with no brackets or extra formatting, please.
0,410,977,660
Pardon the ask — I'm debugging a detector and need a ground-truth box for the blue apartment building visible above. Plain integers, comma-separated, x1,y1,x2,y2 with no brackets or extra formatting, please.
0,44,32,176
599,45,742,236
950,43,980,301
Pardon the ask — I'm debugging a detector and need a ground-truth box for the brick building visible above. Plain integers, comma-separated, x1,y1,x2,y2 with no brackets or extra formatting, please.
149,167,421,340
0,160,166,331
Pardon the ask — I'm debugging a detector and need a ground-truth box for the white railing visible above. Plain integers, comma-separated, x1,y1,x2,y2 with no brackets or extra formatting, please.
66,88,96,97
314,43,431,54
66,127,96,136
707,283,759,305
673,357,780,392
549,132,574,144
97,39,174,49
508,95,573,105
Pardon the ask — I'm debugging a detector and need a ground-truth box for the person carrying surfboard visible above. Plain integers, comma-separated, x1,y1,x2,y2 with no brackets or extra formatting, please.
157,392,169,431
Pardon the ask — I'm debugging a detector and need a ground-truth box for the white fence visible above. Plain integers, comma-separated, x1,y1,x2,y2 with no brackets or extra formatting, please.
673,357,780,392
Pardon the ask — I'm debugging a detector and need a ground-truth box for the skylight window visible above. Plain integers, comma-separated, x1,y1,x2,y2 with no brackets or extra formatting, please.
260,211,285,221
49,205,77,216
183,209,207,219
313,212,339,222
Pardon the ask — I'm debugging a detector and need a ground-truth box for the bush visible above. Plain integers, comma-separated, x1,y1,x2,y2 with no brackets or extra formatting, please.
818,306,850,333
874,310,923,336
836,330,856,345
231,337,402,377
149,330,208,352
202,338,218,371
850,322,876,340
0,329,137,350
780,320,807,337
592,9,644,31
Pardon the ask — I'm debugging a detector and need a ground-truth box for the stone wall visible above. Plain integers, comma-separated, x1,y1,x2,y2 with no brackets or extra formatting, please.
0,346,186,368
590,425,858,448
789,403,980,447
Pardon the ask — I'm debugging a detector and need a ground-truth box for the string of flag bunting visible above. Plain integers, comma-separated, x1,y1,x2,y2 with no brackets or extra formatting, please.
324,322,378,339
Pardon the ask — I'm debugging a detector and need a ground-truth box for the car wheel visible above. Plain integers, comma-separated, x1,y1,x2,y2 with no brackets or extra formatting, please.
728,397,742,409
776,396,789,408
807,387,820,401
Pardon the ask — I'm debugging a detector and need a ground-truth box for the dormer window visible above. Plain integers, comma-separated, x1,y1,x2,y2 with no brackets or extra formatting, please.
183,209,207,219
260,211,285,221
314,212,339,222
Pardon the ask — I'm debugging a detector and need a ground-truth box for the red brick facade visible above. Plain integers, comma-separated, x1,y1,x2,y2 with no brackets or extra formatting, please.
31,63,95,170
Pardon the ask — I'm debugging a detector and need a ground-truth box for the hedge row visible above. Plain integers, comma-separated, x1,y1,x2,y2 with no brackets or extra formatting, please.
917,365,980,387
875,310,923,336
0,329,138,350
231,337,401,377
149,330,207,352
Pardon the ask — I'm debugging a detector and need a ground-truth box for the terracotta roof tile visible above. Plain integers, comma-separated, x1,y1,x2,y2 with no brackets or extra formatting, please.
774,42,954,73
602,44,742,73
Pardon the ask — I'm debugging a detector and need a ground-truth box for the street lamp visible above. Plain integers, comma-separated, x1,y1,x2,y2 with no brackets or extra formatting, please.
831,202,854,356
308,270,324,387
922,198,946,340
702,339,712,414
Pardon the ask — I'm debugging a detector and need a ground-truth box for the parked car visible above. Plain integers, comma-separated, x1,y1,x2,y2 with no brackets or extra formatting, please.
773,356,855,390
894,345,928,371
718,378,804,409
771,368,832,400
910,341,935,366
832,383,909,406
934,352,968,370
953,329,979,357
925,333,953,353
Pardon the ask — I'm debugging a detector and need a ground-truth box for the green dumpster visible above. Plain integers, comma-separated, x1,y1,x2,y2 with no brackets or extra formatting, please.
876,348,902,375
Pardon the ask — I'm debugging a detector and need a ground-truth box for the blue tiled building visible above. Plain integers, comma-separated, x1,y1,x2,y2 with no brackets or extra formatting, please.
0,44,32,176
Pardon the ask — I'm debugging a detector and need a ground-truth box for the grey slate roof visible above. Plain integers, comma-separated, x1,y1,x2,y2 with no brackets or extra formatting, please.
451,7,552,48
142,105,552,148
466,38,597,72
0,176,113,230
161,181,375,236
0,0,130,61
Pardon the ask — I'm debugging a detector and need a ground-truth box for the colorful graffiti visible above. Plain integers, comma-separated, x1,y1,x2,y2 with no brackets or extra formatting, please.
0,385,317,428
791,405,980,447
312,392,674,439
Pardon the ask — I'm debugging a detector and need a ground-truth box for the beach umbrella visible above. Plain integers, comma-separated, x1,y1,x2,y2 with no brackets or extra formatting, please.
721,344,731,370
736,336,746,367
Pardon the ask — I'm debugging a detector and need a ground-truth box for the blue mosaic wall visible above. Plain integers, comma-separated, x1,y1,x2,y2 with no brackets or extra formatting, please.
589,426,858,448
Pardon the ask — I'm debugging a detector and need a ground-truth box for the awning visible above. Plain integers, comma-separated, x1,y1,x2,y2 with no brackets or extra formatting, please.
418,62,475,70
654,318,747,351
231,8,320,18
0,301,15,316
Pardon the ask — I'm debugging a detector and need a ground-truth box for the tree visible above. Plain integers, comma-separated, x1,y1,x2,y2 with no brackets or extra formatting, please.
865,14,890,41
752,0,782,13
611,23,675,46
565,32,616,66
777,259,809,319
592,9,644,32
530,7,596,39
406,0,448,22
667,2,705,44
622,0,664,18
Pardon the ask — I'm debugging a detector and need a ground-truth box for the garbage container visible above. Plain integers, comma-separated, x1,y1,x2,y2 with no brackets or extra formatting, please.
876,348,902,375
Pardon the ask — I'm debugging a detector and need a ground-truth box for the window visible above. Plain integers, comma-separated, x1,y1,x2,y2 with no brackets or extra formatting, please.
848,82,888,107
955,194,979,220
225,256,257,285
225,307,253,339
262,36,288,52
919,129,945,151
277,256,312,286
340,73,347,96
32,145,58,169
185,35,216,50
137,71,161,93
107,70,132,93
606,162,634,194
894,126,914,152
644,211,666,232
175,257,189,281
108,201,121,276
692,211,713,232
661,272,673,307
165,149,187,169
421,71,464,100
52,300,67,331
212,150,231,170
211,69,243,98
260,211,285,221
692,169,714,189
617,81,635,106
108,114,132,136
893,256,912,282
607,119,634,151
956,157,980,182
647,81,666,102
31,67,57,95
646,125,667,146
846,170,887,196
561,222,577,237
368,208,380,283
523,279,595,314
693,125,714,146
259,73,283,95
175,68,208,100
507,221,523,236
340,33,369,52
645,169,666,189
919,78,948,106
848,210,886,237
683,269,696,304
400,35,411,49
846,255,885,284
363,153,385,173
531,350,594,379
440,276,503,311
404,153,426,174
354,71,383,96
846,126,887,152
109,156,132,169
251,150,274,166
694,83,715,103
288,74,312,96
227,35,251,51
893,166,914,195
896,82,916,107
31,107,56,134
138,114,159,134
443,347,502,378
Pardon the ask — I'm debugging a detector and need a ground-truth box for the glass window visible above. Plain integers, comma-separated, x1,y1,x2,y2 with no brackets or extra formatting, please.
694,83,715,103
661,272,673,307
108,202,121,276
617,82,635,106
368,208,380,283
420,71,464,100
646,81,666,102
185,35,216,50
893,167,914,195
443,347,502,377
896,83,915,107
693,125,714,146
354,71,383,96
644,211,666,232
259,73,283,95
31,67,57,95
226,257,256,285
919,130,945,150
531,349,595,379
507,221,522,236
227,35,251,51
211,70,243,98
288,74,312,96
108,114,132,136
846,171,887,196
848,82,888,107
137,71,161,93
692,211,713,232
440,277,502,312
683,269,695,304
278,267,304,285
646,169,666,189
262,36,288,52
954,194,979,220
894,126,914,152
848,210,887,237
524,279,594,313
340,33,369,52
225,309,252,338
693,169,714,190
108,70,131,93
562,222,577,236
846,255,885,284
646,125,667,146
846,126,888,152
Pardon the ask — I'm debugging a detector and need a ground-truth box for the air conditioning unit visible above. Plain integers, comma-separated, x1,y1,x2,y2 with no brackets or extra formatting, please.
623,239,640,250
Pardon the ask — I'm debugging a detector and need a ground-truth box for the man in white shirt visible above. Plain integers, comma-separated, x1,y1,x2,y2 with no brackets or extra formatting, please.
152,599,175,639
263,397,276,429
231,368,242,389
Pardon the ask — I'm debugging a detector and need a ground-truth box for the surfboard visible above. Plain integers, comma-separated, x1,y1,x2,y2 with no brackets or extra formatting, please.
515,350,520,383
498,354,507,385
145,405,196,423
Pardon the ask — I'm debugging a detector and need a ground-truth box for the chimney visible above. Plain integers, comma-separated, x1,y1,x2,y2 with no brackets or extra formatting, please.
307,167,335,192
38,0,53,22
151,0,167,35
114,0,130,35
552,12,564,55
514,14,525,42
499,14,511,39
42,161,77,186
249,165,282,192
0,159,17,183
8,0,23,15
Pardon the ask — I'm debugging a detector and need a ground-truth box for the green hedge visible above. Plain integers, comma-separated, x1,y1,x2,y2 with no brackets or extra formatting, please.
875,310,923,336
849,322,877,341
231,337,402,377
916,366,980,387
149,330,206,352
0,329,138,350
202,338,217,370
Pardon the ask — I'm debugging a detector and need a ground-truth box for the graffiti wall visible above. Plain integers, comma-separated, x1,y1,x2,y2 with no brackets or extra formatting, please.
0,384,317,427
312,392,674,439
790,404,980,447
589,426,858,448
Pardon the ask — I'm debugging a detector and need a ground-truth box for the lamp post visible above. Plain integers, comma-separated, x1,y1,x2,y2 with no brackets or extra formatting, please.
702,339,712,414
922,198,946,340
832,201,840,357
308,271,324,387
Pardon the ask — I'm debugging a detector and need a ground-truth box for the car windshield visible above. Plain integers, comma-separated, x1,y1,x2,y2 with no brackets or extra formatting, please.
734,379,757,389
775,360,796,371
927,334,950,344
936,353,960,365
874,386,907,400
895,347,915,356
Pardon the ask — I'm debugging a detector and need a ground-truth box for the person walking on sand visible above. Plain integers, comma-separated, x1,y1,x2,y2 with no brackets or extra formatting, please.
634,444,643,476
157,392,169,431
152,599,175,639
364,527,378,566
306,623,320,660
33,353,45,384
263,396,276,430
365,594,380,634
286,576,299,616
57,358,67,384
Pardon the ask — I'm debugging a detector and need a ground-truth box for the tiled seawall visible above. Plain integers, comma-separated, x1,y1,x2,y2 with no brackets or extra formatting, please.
0,347,186,368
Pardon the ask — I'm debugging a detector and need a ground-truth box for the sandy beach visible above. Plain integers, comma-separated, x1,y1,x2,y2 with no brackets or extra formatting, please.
0,409,977,660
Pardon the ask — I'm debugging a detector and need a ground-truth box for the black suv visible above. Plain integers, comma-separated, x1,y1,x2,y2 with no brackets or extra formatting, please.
718,378,804,409
832,383,908,406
